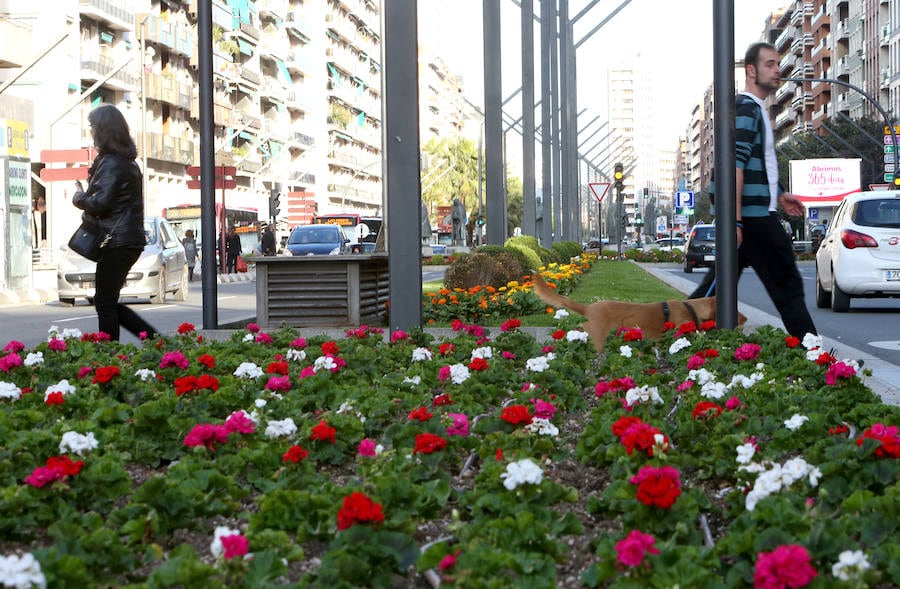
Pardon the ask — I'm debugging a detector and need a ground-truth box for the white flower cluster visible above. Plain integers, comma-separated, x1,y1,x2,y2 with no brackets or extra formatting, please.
48,325,82,340
700,381,728,400
735,443,756,465
783,413,809,431
802,333,823,350
264,418,297,439
553,309,569,320
566,330,589,343
470,346,493,360
285,348,306,362
43,380,76,402
448,363,470,384
500,458,544,490
336,401,355,415
402,375,422,386
729,371,765,389
669,337,692,355
688,367,716,385
210,526,241,559
524,418,559,437
242,333,255,342
134,368,157,382
740,455,822,511
624,385,663,407
0,552,46,589
411,347,433,362
831,549,870,582
254,398,268,409
23,352,43,367
233,362,264,379
59,431,98,456
0,382,22,401
313,355,338,372
525,352,555,373
618,345,633,358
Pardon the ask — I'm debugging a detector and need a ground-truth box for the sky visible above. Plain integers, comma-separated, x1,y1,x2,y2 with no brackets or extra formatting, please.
418,0,790,149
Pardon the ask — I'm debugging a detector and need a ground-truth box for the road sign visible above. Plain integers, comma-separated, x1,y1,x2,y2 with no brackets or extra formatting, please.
675,191,694,208
186,165,237,177
885,154,896,163
40,148,95,163
884,173,895,183
187,179,237,190
808,207,819,220
674,214,689,224
588,182,611,203
886,164,896,173
884,125,900,135
885,145,898,153
39,166,89,182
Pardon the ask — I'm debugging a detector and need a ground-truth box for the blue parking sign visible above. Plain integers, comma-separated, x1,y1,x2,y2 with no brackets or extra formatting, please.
676,191,694,208
808,207,818,220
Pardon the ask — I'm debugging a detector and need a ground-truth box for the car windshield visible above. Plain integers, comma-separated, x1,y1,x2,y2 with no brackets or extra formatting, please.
854,199,900,228
289,228,337,244
693,227,715,241
143,220,158,245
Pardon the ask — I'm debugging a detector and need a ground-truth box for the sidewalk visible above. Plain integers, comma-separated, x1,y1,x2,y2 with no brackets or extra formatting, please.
642,263,900,407
0,269,256,307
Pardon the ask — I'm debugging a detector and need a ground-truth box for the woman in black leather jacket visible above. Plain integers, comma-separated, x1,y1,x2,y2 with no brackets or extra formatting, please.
72,104,158,341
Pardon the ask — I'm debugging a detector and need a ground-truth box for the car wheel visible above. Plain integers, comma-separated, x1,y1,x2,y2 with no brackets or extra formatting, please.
173,266,189,302
683,258,693,273
831,274,850,313
150,269,167,305
814,269,830,309
59,297,75,307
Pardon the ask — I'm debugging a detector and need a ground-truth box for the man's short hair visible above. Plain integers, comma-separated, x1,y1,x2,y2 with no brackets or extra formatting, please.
745,42,777,70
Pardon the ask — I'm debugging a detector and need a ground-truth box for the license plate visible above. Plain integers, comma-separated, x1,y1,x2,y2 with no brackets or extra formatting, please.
81,281,94,289
886,270,900,281
704,255,715,261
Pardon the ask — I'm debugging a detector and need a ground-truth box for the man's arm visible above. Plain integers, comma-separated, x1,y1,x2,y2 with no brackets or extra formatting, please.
735,167,744,246
778,191,804,217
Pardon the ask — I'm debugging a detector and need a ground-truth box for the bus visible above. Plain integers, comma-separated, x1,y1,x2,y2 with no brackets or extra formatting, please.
163,203,262,269
312,214,382,253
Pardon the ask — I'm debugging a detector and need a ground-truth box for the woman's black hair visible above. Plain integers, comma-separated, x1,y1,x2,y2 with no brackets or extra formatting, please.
88,104,138,160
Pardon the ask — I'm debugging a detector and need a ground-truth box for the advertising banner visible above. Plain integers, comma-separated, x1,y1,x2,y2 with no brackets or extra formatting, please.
789,158,861,206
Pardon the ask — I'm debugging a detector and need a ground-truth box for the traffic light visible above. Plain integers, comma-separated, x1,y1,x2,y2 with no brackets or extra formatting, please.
268,187,281,219
894,176,900,187
613,163,625,192
476,215,485,227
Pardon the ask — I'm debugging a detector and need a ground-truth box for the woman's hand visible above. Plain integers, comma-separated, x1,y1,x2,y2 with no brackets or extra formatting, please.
74,180,84,193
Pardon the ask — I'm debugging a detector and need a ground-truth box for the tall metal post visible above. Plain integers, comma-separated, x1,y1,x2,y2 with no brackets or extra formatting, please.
197,0,218,329
549,0,561,243
484,0,505,245
521,0,537,237
558,0,571,240
383,0,423,330
539,0,554,245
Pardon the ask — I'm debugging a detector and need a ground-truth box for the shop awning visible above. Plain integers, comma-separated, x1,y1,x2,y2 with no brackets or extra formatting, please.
237,38,254,56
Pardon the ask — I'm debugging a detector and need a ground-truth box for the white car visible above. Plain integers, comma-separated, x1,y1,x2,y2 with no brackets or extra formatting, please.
655,237,686,252
815,191,900,312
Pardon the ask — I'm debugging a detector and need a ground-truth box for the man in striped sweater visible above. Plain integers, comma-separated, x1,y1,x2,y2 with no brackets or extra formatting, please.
689,42,816,339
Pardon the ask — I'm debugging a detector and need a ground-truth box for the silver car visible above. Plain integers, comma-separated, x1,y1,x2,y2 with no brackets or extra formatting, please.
57,216,189,306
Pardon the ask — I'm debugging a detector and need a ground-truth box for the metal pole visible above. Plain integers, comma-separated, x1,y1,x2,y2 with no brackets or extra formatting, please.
484,0,505,245
0,33,68,96
139,15,150,212
539,0,553,246
521,0,537,238
558,0,571,240
197,0,218,329
477,123,484,245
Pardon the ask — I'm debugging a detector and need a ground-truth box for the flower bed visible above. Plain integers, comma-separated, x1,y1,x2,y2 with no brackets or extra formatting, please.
1,318,898,588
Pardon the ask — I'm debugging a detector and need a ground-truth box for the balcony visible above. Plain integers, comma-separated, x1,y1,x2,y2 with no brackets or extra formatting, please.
811,6,830,27
145,72,193,110
835,92,850,113
791,91,813,109
792,121,814,136
232,18,261,41
775,26,795,53
144,133,195,165
881,68,891,89
256,0,289,22
78,0,133,31
240,66,262,85
775,84,793,104
285,11,312,42
285,90,308,112
835,18,850,41
881,24,891,47
80,53,137,91
780,52,797,72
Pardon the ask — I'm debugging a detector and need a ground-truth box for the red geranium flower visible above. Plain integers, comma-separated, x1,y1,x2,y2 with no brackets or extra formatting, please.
337,491,385,530
500,405,533,426
177,322,196,334
45,392,65,406
310,420,336,444
174,375,198,396
611,415,643,437
282,444,310,464
196,374,220,391
691,401,723,420
855,423,900,458
432,393,453,406
699,320,716,331
629,465,682,509
500,318,522,332
784,336,801,348
92,365,120,384
321,341,340,356
551,329,566,340
468,357,489,371
408,406,434,421
413,432,447,454
662,321,676,332
438,342,455,355
197,353,216,369
622,328,643,342
266,360,289,375
674,322,697,336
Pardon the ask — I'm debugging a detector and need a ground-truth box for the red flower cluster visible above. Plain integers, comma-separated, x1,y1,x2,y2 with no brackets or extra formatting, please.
551,329,566,340
621,328,643,342
336,491,385,530
828,424,850,436
612,416,669,457
438,342,455,355
856,423,900,458
282,444,309,464
595,377,636,398
674,322,697,337
662,321,676,332
784,335,801,348
177,322,196,334
629,465,682,509
408,406,434,421
432,393,453,407
699,320,716,331
500,318,522,332
24,455,84,488
197,353,216,369
414,432,447,454
81,332,112,343
468,357,489,371
45,392,65,406
500,405,533,426
321,341,340,356
173,374,220,396
92,365,120,384
310,420,337,444
753,544,817,589
266,360,289,375
813,351,836,365
691,401,723,420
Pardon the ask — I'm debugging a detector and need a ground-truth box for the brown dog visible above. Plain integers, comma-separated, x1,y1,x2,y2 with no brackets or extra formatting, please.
531,274,745,352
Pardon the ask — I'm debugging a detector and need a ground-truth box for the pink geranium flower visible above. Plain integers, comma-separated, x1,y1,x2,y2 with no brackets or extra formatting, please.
446,413,469,437
390,330,409,342
614,529,659,567
48,338,67,352
753,544,817,589
224,410,256,435
265,375,291,391
357,438,378,456
220,533,249,559
825,361,856,385
734,343,762,361
3,340,25,353
160,351,189,370
184,423,230,451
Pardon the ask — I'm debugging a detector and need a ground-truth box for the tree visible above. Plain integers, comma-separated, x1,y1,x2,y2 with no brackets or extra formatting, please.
506,175,523,236
420,137,481,217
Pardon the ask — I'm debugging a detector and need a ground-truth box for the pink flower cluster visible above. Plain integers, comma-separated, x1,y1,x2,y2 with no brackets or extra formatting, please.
531,397,557,420
450,319,486,339
595,376,636,398
0,352,22,372
445,413,469,437
753,544,817,589
24,455,84,488
3,340,25,353
735,343,762,361
825,361,857,386
159,351,189,370
184,411,255,451
614,529,659,567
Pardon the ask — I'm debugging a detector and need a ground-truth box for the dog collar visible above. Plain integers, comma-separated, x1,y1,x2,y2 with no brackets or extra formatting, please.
661,301,701,326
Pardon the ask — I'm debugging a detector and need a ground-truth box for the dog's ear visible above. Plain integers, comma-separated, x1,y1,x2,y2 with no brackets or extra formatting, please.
737,311,748,326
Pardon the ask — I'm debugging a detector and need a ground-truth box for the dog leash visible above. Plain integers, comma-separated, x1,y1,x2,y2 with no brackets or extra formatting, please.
661,301,701,326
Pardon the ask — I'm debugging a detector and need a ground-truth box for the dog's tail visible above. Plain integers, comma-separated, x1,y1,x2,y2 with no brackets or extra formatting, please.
531,274,589,317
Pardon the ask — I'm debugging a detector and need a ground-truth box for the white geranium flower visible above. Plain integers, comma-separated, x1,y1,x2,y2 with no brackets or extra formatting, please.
500,458,544,490
242,333,254,342
449,363,470,384
553,308,569,320
832,550,870,581
802,333,823,350
669,337,692,354
44,380,76,401
688,367,716,385
624,385,663,407
412,347,433,362
285,348,306,362
23,352,43,367
700,381,728,399
264,418,297,439
566,330,589,343
313,355,338,372
780,456,810,486
134,368,157,382
470,346,493,360
807,464,822,487
524,418,559,437
736,443,756,464
48,325,82,341
618,345,633,358
805,348,825,362
0,552,46,589
840,358,861,372
210,526,241,559
233,362,264,379
0,382,22,401
336,401,355,414
254,398,268,408
784,414,809,431
59,431,98,456
729,371,764,389
402,375,422,386
525,355,551,372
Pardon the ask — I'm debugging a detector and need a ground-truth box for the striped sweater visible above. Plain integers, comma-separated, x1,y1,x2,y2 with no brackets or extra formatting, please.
734,93,776,218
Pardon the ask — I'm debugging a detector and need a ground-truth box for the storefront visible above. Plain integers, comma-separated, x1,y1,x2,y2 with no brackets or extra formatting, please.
0,119,33,291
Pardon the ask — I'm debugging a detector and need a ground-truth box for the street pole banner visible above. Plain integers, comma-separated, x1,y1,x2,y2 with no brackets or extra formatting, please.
789,158,862,205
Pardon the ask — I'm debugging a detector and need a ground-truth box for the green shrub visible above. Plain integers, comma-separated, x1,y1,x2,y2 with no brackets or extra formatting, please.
551,241,582,262
428,254,445,265
444,252,523,290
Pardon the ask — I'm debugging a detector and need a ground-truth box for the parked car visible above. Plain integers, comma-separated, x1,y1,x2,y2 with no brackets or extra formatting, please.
655,237,686,252
683,223,716,273
285,224,349,256
814,191,900,312
57,216,188,306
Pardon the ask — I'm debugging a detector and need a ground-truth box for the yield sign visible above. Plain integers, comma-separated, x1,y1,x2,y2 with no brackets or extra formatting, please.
588,182,611,203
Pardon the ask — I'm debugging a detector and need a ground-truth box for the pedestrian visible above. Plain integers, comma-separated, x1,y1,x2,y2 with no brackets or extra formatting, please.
182,229,198,280
260,223,276,256
225,226,241,273
72,104,159,342
689,42,816,339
